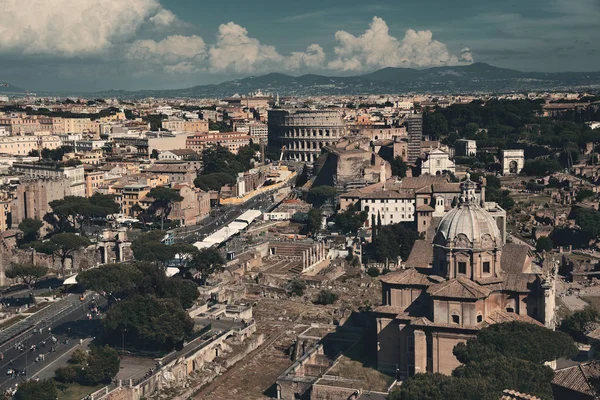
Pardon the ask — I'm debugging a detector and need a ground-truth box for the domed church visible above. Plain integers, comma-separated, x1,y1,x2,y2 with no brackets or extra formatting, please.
374,175,557,377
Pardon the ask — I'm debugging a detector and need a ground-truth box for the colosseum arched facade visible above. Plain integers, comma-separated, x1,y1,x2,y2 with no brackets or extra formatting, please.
268,109,346,163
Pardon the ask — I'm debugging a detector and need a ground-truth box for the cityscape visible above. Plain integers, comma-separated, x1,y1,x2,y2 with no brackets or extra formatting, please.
0,1,600,400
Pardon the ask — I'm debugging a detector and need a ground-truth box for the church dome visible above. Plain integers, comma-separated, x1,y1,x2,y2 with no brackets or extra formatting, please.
436,176,501,248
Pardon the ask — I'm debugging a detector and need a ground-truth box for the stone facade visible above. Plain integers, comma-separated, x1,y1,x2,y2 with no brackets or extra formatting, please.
268,109,346,163
10,176,72,227
455,139,477,157
374,176,557,377
501,149,525,175
420,148,456,176
12,163,85,197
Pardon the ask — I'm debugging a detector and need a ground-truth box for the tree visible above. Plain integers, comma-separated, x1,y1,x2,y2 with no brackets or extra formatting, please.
394,322,578,400
389,373,492,400
315,290,338,305
46,194,119,232
560,305,600,341
194,172,236,191
184,248,225,284
146,187,184,230
43,233,90,277
423,112,449,140
535,236,553,253
134,262,200,308
103,295,194,351
55,345,120,386
288,279,306,297
453,322,578,365
367,267,380,277
131,231,174,263
79,345,120,385
18,218,43,244
307,185,337,207
522,158,562,176
370,223,419,263
453,356,554,400
334,204,368,234
389,156,408,178
14,379,58,400
77,263,144,304
5,263,48,299
306,208,323,234
574,207,600,241
577,189,595,203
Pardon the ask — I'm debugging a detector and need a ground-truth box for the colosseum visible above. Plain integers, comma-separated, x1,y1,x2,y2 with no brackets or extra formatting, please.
267,109,346,163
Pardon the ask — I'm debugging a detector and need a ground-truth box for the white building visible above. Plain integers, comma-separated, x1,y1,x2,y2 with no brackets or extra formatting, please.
455,139,477,157
12,163,85,197
421,149,456,176
0,135,62,156
235,122,268,142
501,149,525,175
360,190,416,226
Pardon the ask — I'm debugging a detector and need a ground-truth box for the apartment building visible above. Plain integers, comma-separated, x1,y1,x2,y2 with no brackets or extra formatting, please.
186,131,251,155
162,119,209,133
0,135,62,156
12,163,85,197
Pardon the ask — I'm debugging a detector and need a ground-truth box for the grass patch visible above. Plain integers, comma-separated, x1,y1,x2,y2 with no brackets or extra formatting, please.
55,381,105,400
0,315,26,330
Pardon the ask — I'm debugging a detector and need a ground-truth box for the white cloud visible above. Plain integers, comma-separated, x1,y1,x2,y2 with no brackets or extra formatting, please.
284,44,326,70
149,9,177,27
126,35,206,74
208,22,325,73
0,3,472,78
0,0,177,56
329,17,472,71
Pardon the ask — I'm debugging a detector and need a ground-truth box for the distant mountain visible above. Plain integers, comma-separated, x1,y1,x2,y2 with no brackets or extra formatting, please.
0,81,26,94
45,63,600,99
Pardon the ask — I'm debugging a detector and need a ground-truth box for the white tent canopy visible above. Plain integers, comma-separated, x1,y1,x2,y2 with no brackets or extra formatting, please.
63,274,78,285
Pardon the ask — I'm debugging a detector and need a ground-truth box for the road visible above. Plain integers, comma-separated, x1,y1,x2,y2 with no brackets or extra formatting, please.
0,296,105,392
173,194,275,244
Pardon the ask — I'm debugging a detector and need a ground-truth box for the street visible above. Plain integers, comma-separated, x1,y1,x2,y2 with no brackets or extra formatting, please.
0,296,105,392
173,193,275,244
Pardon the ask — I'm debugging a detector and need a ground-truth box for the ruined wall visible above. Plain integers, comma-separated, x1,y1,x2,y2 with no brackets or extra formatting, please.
0,246,102,285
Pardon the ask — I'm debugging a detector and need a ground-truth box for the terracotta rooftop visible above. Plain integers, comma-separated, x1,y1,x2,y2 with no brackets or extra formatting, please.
380,267,431,286
361,189,414,200
552,361,600,397
400,176,451,190
427,277,491,299
404,240,434,268
500,243,532,274
483,310,544,327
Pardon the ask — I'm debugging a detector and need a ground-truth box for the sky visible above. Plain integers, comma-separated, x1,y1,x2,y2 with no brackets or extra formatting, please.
0,0,599,92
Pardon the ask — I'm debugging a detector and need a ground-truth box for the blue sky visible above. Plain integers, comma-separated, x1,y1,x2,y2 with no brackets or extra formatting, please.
0,0,598,92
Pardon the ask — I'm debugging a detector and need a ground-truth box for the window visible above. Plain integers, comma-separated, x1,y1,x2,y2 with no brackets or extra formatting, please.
458,262,467,275
451,315,460,324
483,261,490,274
506,307,514,313
477,314,483,323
